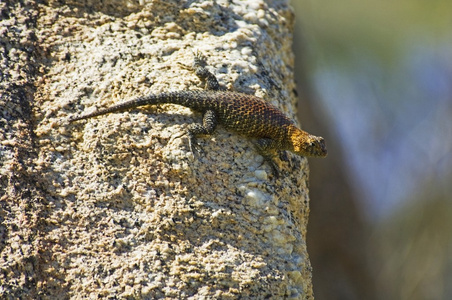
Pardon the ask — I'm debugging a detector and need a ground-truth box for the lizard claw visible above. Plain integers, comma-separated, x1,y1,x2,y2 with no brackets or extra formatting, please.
187,133,205,157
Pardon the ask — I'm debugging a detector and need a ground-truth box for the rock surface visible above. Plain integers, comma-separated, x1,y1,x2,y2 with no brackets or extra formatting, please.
1,0,314,298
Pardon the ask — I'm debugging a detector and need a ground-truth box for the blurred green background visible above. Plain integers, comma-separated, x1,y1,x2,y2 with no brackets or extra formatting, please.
292,1,452,299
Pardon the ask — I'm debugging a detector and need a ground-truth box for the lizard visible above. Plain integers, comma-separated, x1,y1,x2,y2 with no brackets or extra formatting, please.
68,53,327,176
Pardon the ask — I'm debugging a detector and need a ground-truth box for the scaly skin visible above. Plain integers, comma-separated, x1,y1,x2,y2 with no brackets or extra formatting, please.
69,54,327,175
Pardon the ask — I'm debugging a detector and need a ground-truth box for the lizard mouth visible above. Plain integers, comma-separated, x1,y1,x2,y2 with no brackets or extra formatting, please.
314,138,328,157
291,130,328,157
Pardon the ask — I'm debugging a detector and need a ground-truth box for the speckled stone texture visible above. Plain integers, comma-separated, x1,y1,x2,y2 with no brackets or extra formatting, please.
1,0,314,298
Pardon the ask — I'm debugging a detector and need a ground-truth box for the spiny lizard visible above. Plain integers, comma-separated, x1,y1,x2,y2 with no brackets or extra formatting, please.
68,53,327,176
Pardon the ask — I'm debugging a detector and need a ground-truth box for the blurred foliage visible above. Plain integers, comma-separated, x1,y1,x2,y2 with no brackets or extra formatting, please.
294,0,452,216
294,0,452,62
293,1,452,299
374,187,452,299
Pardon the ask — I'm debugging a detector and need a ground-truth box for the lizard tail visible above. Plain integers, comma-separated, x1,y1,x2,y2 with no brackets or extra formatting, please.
68,91,204,122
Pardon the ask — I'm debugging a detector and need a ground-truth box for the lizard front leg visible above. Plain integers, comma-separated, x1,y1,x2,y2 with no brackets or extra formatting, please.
254,138,281,177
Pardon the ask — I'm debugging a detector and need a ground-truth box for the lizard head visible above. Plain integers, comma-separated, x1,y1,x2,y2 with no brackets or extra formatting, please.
289,127,328,158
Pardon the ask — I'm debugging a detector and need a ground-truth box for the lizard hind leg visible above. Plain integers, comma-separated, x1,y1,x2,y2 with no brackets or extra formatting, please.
187,109,218,155
192,52,221,91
